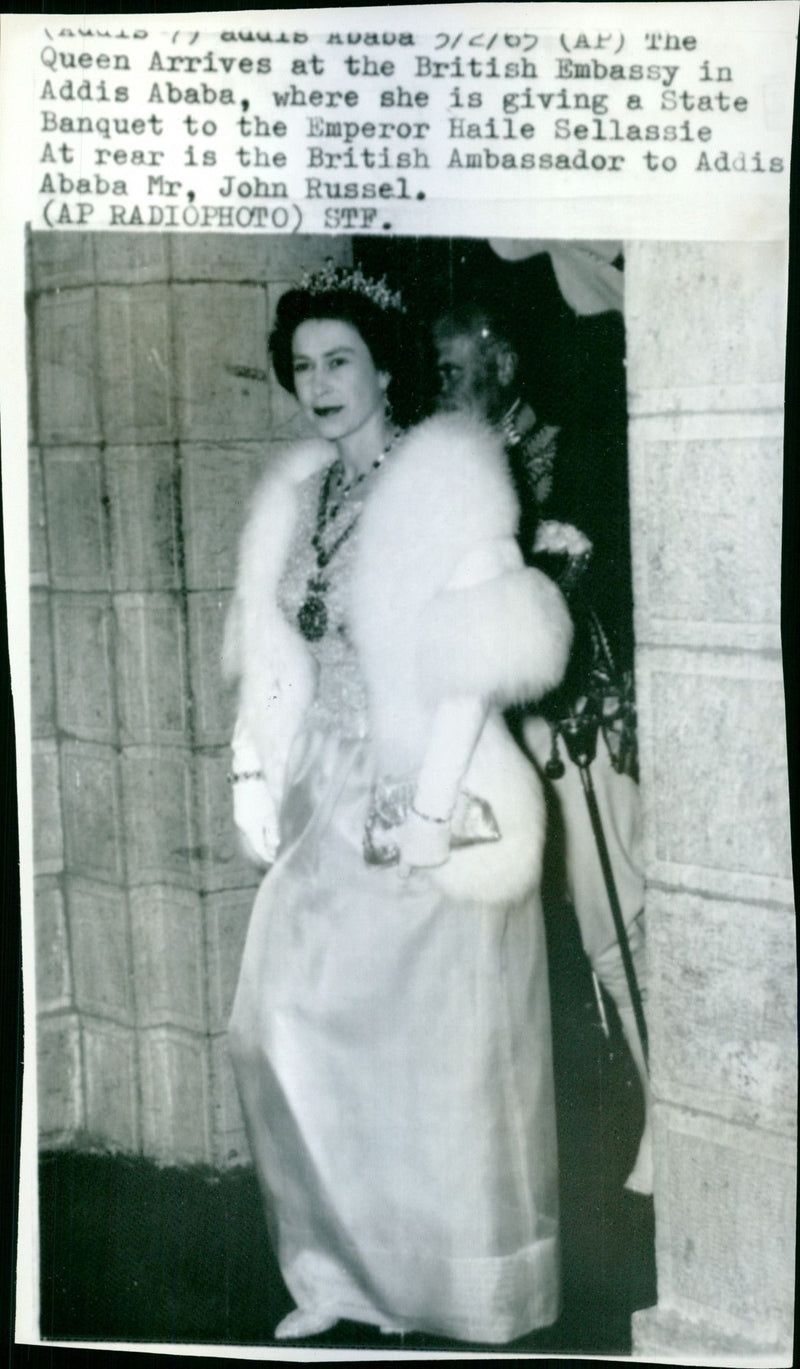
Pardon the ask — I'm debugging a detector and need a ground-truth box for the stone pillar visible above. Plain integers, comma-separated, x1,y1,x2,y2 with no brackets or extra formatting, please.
625,242,796,1358
29,233,350,1168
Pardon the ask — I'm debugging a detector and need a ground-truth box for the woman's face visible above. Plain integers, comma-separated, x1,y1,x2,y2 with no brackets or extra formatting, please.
291,318,388,443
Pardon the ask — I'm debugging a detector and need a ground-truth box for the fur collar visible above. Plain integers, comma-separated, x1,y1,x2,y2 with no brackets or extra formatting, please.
225,413,572,901
351,412,572,772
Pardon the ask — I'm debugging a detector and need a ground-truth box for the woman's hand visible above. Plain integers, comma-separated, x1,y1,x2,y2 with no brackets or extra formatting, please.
395,806,451,879
232,774,278,867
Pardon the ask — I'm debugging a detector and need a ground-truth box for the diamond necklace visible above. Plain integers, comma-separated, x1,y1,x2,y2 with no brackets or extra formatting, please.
297,435,397,643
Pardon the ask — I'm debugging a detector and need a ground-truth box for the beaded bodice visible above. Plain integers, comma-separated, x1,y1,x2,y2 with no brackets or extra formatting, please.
277,468,370,739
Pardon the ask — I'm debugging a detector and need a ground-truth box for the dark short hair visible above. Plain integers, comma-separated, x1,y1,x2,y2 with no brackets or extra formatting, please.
268,285,434,428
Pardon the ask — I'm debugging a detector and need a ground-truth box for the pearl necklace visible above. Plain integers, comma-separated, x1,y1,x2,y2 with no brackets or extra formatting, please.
297,434,398,643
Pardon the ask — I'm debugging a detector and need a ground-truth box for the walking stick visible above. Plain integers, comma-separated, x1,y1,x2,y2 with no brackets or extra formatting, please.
557,708,650,1071
532,541,649,1067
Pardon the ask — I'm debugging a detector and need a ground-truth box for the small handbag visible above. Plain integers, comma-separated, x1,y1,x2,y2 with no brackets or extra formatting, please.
363,776,501,868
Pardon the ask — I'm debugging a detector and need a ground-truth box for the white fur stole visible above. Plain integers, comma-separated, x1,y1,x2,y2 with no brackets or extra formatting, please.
225,415,573,904
350,412,573,904
351,412,573,772
223,439,332,809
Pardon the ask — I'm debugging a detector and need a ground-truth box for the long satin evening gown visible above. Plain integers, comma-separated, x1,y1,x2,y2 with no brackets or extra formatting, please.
229,469,560,1344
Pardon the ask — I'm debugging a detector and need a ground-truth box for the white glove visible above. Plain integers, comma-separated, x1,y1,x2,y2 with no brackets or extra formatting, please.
396,807,451,871
232,774,278,867
230,716,278,865
392,697,489,877
412,697,487,823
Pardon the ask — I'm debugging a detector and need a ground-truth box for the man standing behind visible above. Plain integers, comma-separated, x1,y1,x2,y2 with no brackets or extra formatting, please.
434,303,652,1195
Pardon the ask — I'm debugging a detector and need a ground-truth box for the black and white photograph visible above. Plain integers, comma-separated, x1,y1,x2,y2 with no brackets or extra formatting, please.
1,5,797,1366
16,228,794,1361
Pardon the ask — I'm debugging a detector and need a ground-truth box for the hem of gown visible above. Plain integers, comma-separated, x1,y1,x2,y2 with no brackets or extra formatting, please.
281,1232,561,1346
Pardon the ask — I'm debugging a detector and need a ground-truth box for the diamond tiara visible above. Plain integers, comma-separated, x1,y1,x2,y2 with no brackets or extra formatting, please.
298,260,405,314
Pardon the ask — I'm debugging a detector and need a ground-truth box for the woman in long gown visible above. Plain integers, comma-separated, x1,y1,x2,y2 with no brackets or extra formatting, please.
224,264,574,1345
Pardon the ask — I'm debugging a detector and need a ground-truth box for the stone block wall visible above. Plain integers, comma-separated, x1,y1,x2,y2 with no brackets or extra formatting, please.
29,232,350,1167
626,242,796,1357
